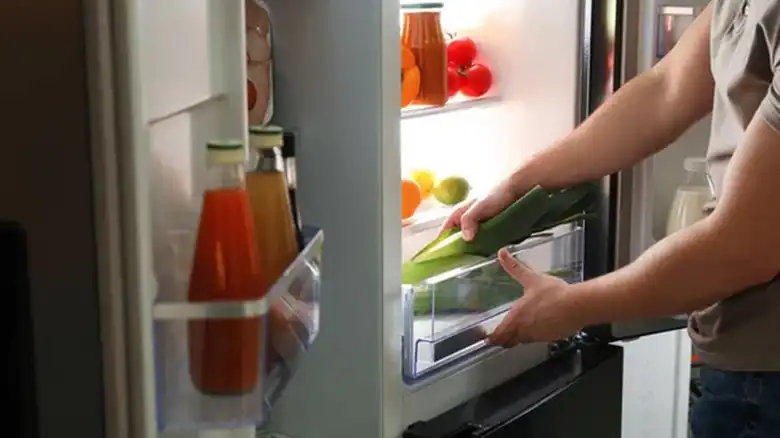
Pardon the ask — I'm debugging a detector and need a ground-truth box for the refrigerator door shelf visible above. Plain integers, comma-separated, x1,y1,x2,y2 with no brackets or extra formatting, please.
151,227,323,432
402,225,585,384
401,95,503,120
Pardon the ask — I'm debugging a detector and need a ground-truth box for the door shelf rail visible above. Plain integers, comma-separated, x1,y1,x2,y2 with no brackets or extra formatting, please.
151,227,323,432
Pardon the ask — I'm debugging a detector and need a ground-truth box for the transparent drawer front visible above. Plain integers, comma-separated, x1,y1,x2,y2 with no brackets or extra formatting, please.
152,227,323,432
402,225,583,383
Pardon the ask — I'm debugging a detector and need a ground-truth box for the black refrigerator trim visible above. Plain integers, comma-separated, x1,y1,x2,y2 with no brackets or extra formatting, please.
578,0,687,342
580,0,622,281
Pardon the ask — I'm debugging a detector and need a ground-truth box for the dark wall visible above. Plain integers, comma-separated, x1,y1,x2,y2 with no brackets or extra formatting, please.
0,1,105,438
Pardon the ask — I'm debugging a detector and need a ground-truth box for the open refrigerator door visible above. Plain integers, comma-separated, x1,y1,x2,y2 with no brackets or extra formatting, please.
100,0,325,435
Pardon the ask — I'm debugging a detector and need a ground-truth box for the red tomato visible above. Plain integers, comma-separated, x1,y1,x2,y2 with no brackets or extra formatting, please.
447,37,478,68
247,79,257,111
447,67,461,98
460,64,493,98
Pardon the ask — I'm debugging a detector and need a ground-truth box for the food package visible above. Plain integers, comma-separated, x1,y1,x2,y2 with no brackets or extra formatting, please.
246,0,274,126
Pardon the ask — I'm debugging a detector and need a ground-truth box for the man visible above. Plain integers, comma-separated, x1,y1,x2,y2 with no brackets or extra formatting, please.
443,1,780,436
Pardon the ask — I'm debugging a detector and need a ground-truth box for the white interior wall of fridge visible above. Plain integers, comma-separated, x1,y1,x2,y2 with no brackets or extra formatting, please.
401,0,579,208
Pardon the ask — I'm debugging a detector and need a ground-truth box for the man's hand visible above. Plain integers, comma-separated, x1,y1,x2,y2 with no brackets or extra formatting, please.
440,183,519,240
487,248,583,347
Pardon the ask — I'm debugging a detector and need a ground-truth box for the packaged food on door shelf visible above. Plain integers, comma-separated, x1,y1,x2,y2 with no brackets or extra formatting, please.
246,0,274,126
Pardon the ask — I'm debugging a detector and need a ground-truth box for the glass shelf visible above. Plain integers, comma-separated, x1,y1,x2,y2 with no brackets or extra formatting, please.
401,225,584,384
152,227,323,432
401,95,501,119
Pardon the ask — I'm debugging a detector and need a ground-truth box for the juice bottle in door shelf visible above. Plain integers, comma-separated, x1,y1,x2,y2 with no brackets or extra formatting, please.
247,126,303,368
666,157,714,236
402,3,448,107
187,140,267,395
247,125,299,287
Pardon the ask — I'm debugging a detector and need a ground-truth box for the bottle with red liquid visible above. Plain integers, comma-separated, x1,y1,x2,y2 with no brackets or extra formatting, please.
187,140,268,395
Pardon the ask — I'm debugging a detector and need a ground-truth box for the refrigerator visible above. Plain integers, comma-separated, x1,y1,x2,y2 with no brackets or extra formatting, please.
3,0,707,438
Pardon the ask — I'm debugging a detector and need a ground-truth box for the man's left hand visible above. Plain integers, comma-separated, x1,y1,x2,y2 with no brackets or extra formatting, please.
487,248,584,348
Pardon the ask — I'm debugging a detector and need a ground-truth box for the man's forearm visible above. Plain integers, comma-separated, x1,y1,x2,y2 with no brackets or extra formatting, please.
564,218,770,327
508,70,711,195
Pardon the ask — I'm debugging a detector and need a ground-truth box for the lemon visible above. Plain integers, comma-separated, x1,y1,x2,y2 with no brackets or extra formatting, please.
433,176,471,206
410,169,436,199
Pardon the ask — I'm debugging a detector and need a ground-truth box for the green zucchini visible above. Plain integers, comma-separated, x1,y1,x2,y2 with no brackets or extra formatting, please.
412,186,552,263
404,182,599,285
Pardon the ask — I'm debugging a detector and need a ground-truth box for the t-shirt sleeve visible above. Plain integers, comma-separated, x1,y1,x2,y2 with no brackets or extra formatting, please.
758,16,780,134
758,73,780,134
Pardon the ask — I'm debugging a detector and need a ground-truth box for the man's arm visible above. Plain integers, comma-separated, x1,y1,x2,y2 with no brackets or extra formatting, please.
565,107,780,324
507,3,715,196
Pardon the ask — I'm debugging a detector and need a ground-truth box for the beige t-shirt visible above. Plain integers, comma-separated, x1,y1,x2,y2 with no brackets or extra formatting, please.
688,0,780,371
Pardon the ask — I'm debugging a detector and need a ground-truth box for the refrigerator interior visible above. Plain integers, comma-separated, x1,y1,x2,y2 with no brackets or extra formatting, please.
397,0,586,389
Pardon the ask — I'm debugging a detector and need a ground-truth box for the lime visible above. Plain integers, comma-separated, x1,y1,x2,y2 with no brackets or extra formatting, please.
433,176,471,206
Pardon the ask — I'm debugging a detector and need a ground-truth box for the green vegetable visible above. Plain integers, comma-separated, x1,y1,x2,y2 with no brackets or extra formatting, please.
412,186,552,263
402,253,486,285
403,182,599,286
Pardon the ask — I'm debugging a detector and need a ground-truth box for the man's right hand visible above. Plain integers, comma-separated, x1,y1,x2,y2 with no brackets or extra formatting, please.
440,184,519,241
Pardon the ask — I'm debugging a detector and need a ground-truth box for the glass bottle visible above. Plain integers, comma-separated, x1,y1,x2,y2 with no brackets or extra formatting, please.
246,125,300,288
666,157,714,236
402,3,448,106
187,140,266,395
247,126,302,369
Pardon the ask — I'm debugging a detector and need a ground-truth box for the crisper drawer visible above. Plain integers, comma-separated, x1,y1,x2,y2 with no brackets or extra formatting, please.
401,225,584,384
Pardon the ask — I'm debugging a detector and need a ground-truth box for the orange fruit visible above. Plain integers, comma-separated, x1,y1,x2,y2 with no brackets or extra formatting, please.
401,45,420,108
401,66,421,108
401,45,416,70
401,179,423,219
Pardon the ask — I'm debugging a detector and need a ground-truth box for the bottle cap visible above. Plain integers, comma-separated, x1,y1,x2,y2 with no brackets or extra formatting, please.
249,125,284,149
401,2,444,10
207,140,245,165
683,157,707,173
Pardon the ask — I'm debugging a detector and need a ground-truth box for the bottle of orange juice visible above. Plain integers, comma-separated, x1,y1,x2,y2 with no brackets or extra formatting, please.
187,140,266,395
246,125,299,288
